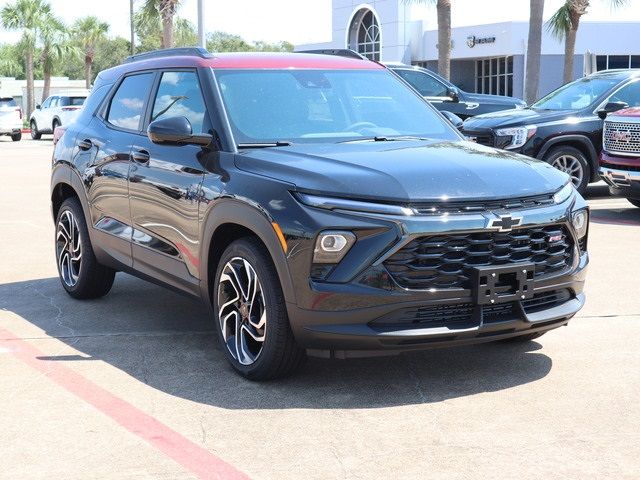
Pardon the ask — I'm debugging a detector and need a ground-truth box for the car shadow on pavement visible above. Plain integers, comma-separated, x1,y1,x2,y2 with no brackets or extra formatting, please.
1,275,553,409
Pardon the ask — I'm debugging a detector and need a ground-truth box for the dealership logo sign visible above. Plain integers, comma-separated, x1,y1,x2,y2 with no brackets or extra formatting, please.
467,35,496,48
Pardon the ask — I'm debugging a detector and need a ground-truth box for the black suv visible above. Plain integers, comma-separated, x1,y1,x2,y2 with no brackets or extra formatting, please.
463,69,640,193
388,63,526,119
51,48,589,380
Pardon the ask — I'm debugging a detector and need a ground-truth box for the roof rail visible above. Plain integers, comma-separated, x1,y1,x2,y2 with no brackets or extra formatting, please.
124,47,213,64
296,49,367,60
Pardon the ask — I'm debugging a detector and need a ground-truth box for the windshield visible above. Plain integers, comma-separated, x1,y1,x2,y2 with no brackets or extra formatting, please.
215,69,459,145
532,76,620,110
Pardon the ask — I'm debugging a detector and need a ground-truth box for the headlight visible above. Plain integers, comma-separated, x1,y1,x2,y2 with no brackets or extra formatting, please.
494,125,537,149
313,231,356,264
553,182,575,204
572,209,589,239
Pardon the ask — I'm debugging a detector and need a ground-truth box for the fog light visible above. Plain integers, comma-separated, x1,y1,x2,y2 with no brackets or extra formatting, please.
313,231,356,264
572,209,589,239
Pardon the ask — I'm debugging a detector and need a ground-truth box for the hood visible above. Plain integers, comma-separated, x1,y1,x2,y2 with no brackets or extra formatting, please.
463,92,526,107
463,107,578,130
235,140,568,203
608,106,640,118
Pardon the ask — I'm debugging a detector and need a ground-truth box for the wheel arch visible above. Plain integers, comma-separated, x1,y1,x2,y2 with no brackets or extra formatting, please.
50,164,93,231
537,135,599,182
200,199,296,309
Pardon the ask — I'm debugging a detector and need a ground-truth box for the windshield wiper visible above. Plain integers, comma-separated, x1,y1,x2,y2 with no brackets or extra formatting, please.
339,136,429,144
237,141,292,148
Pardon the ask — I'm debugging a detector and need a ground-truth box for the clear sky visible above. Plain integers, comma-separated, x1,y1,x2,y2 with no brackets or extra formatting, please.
0,0,638,45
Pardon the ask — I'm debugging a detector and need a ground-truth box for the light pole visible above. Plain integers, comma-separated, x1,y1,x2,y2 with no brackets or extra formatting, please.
130,0,135,55
197,0,206,48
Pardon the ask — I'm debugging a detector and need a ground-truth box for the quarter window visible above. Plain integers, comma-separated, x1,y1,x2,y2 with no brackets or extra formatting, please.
151,71,207,134
106,73,154,131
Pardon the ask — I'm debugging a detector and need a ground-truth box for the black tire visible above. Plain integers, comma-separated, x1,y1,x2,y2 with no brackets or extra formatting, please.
52,119,60,132
500,331,546,343
55,197,115,299
543,145,590,194
628,199,640,208
30,120,41,140
212,237,305,380
11,132,21,141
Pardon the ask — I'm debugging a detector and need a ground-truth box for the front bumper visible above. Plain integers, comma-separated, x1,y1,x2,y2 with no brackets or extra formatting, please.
283,193,589,357
600,164,640,200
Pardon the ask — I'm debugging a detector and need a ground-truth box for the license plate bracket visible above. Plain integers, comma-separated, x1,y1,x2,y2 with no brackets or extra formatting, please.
471,263,535,305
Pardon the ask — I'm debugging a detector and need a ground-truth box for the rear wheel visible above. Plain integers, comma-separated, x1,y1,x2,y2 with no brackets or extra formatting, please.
543,146,590,194
30,120,41,140
628,199,640,208
55,197,115,299
213,237,305,380
11,132,21,141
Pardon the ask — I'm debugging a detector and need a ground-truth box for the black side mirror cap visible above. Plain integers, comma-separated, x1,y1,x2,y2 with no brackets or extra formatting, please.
447,87,460,103
441,110,464,130
597,101,628,120
147,116,212,147
35,104,41,110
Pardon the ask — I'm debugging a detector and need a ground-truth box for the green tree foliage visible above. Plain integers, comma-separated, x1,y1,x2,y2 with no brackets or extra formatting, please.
207,31,293,53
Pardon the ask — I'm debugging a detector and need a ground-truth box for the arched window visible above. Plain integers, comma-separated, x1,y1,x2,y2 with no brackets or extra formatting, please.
348,8,381,61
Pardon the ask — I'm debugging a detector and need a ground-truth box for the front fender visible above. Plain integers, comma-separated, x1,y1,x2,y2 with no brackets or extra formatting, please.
199,198,297,307
537,134,599,181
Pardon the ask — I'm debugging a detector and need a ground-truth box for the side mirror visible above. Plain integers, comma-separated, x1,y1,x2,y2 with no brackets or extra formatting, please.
147,116,212,147
597,101,628,120
35,104,41,110
441,110,464,130
446,87,460,103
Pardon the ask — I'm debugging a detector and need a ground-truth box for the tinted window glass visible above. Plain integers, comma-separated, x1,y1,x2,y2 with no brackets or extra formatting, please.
0,98,17,107
395,69,448,97
609,81,640,107
60,96,86,107
216,69,457,144
107,73,154,130
151,71,206,133
50,97,59,108
41,97,52,108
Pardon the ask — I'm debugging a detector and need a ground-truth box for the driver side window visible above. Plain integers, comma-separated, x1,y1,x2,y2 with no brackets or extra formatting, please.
395,69,449,97
151,71,207,134
609,81,640,108
42,97,53,109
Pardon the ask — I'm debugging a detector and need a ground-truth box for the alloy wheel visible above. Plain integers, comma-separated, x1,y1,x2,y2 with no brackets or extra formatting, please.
217,257,267,365
56,210,82,287
551,154,583,188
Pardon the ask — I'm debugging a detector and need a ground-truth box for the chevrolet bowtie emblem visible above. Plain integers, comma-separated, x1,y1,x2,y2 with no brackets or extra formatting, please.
488,215,522,232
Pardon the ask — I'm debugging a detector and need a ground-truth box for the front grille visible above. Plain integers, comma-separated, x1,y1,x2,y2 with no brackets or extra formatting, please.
411,194,554,215
601,161,640,172
603,120,640,156
463,129,494,147
384,225,573,290
369,289,573,330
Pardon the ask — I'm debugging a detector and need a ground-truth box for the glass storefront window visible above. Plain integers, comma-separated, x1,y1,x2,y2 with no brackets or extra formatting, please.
475,56,513,96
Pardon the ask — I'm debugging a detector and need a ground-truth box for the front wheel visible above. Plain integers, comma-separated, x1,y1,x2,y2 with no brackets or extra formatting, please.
30,120,41,140
11,132,21,141
55,197,115,299
543,146,590,194
52,119,60,132
628,199,640,208
213,237,305,380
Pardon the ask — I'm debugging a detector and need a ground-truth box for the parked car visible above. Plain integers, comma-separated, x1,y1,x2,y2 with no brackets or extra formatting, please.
599,107,640,208
386,63,526,119
30,93,87,139
462,69,640,194
0,97,23,141
51,48,589,380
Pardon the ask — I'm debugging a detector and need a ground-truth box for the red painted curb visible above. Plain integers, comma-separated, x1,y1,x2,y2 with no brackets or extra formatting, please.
0,327,250,480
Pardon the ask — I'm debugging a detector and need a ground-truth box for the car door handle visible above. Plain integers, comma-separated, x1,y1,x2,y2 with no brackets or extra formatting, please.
131,149,150,164
78,138,93,151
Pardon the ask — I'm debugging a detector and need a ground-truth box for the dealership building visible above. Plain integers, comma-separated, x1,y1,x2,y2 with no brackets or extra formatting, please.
297,1,640,100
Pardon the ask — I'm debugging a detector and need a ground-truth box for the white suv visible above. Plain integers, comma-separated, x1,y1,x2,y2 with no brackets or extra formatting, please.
30,93,87,139
0,97,23,142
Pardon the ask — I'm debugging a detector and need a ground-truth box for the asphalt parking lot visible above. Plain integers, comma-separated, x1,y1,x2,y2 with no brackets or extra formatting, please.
1,137,639,480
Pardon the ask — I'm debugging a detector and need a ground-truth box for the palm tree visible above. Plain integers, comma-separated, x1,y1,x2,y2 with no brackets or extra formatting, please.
525,0,545,104
408,0,452,80
72,16,109,89
1,0,51,117
548,0,628,84
141,0,182,49
40,14,77,101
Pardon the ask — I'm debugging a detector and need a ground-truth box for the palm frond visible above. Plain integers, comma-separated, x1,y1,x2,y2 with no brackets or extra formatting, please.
546,3,572,41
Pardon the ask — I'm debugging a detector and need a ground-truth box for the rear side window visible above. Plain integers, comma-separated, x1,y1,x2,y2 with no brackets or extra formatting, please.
151,71,206,133
107,73,154,131
0,98,17,107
